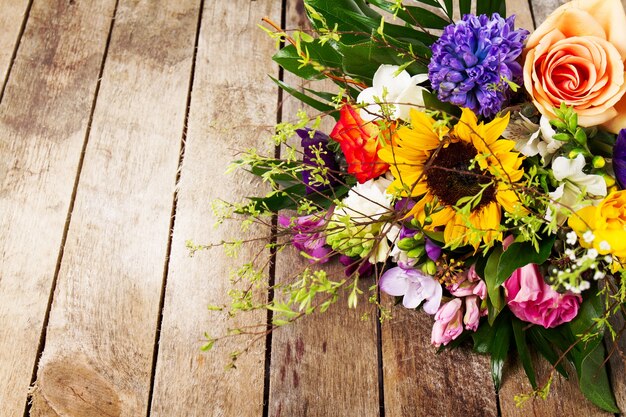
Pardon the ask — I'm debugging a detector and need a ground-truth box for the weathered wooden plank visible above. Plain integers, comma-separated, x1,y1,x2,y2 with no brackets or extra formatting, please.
266,2,380,416
0,1,117,415
529,0,565,23
0,0,30,93
28,1,200,416
382,305,498,417
147,1,281,415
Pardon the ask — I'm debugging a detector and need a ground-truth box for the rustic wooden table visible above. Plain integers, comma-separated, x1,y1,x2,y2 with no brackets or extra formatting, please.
1,0,624,416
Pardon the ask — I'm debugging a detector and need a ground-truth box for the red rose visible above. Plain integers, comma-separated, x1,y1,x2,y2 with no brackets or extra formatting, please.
330,104,389,183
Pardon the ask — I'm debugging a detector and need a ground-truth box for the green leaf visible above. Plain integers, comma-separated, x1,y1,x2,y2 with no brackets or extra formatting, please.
483,245,504,324
422,91,462,117
496,235,556,286
527,327,568,378
336,40,427,83
512,318,537,389
476,0,506,16
273,45,323,80
577,342,620,413
491,319,512,390
367,0,450,29
273,42,343,81
269,76,337,116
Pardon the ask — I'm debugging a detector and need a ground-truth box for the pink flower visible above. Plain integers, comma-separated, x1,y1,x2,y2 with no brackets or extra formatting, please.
448,265,487,299
431,299,464,347
503,264,581,329
278,213,331,263
380,267,442,314
463,296,481,331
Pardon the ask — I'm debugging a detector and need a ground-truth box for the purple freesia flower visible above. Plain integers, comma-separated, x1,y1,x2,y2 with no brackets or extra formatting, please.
339,255,374,278
279,213,331,263
425,238,442,261
296,128,339,194
428,14,529,117
614,129,626,189
379,266,442,313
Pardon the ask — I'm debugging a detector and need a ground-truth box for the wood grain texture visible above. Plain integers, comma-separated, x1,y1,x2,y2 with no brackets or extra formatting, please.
0,0,30,90
147,1,282,416
382,304,498,417
267,2,381,417
0,1,117,415
28,1,200,416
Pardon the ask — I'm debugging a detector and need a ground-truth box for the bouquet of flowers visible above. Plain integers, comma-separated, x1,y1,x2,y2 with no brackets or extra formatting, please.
204,0,626,411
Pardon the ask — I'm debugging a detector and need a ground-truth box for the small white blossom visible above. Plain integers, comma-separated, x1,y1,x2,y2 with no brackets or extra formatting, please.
599,240,611,251
605,255,614,264
579,281,591,291
566,231,578,246
583,231,596,243
594,270,606,280
587,248,599,260
564,248,576,260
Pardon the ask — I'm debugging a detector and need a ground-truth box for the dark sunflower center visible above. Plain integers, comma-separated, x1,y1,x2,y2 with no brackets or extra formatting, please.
425,141,496,210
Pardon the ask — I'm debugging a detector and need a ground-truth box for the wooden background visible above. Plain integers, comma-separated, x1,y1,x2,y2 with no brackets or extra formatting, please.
0,0,623,416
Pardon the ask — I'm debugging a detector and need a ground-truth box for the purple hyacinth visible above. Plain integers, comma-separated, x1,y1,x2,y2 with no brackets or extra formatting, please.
278,213,331,263
614,129,626,189
428,14,529,117
296,128,339,194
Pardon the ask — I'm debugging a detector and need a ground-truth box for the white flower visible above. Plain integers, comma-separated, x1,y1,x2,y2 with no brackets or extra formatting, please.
599,240,611,251
357,64,428,122
564,248,576,260
605,255,614,264
587,248,599,260
337,176,392,222
503,115,562,165
594,270,606,280
379,266,442,314
335,176,396,264
583,231,596,244
565,231,578,246
547,154,607,225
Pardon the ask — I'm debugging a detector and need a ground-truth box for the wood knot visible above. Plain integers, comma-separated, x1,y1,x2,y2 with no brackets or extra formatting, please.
30,356,121,417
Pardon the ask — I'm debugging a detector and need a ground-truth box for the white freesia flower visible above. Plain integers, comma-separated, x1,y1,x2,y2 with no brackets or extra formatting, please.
336,176,392,222
547,154,607,224
503,114,562,165
357,64,428,122
334,176,395,264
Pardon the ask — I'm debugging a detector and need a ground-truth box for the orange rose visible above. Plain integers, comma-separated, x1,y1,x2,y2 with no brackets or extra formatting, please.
330,104,389,183
523,0,626,133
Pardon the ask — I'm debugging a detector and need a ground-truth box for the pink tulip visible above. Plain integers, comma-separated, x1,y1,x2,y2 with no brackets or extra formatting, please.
431,299,464,347
503,264,581,328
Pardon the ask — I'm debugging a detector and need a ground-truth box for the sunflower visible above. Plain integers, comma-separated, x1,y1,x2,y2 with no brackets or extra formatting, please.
378,108,525,249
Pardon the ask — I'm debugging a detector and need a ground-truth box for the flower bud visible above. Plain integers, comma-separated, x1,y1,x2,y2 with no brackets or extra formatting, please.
397,237,419,251
592,156,605,169
421,260,437,276
407,246,426,259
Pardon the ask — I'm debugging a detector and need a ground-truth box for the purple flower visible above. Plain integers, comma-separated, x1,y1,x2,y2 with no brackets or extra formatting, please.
379,266,442,313
425,238,442,261
614,129,626,189
339,255,374,277
296,128,339,194
279,213,331,263
428,14,529,117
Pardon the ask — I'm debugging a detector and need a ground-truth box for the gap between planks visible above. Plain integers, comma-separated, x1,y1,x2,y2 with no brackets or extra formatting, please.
262,0,288,416
145,0,207,415
0,0,34,106
22,1,121,415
